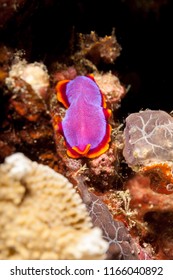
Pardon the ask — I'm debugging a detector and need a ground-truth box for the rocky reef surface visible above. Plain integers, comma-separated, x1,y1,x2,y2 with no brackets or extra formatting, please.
0,0,173,260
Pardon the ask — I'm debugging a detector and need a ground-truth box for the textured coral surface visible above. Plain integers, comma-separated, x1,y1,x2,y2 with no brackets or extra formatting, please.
123,110,173,167
0,153,108,260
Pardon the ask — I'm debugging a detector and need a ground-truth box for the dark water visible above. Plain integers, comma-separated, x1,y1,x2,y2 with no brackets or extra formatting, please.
35,0,173,119
1,0,173,120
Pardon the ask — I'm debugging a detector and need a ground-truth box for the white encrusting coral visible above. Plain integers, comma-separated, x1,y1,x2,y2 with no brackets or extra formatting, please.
5,59,49,98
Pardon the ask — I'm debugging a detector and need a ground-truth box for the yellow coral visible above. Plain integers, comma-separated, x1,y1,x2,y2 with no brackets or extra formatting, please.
0,153,108,260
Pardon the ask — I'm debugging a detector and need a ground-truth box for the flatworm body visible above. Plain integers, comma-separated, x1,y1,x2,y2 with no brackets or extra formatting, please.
56,75,112,158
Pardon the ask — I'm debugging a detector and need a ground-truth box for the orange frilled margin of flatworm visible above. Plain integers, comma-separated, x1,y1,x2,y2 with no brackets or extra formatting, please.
56,79,70,108
66,124,112,159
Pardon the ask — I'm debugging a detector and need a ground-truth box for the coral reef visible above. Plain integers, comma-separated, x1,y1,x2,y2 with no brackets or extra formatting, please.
0,73,53,161
123,110,173,168
77,179,139,260
94,72,126,109
0,51,57,169
140,162,173,194
0,41,166,261
0,153,108,260
1,0,173,260
53,66,77,84
125,174,173,259
76,31,121,65
50,67,125,187
123,110,173,259
6,59,50,99
6,77,47,121
71,31,121,74
88,143,118,188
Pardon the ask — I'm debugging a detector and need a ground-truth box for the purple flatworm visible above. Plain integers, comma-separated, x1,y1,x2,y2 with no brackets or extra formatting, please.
56,75,112,158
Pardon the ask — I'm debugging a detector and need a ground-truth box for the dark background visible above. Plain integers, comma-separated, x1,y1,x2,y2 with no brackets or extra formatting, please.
1,0,173,120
